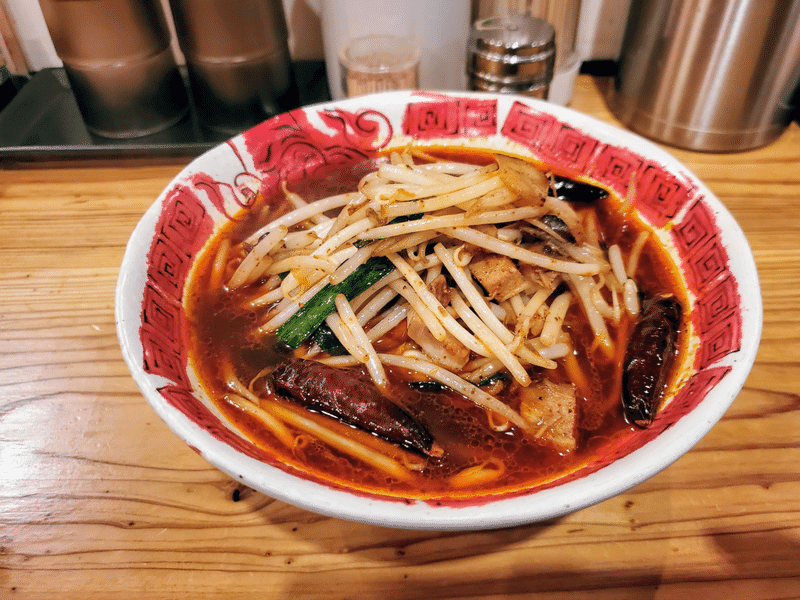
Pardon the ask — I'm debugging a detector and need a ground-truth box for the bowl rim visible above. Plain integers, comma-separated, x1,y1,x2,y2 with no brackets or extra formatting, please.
116,90,762,530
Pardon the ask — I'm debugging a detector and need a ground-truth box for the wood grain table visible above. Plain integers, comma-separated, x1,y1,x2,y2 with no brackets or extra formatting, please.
2,76,799,599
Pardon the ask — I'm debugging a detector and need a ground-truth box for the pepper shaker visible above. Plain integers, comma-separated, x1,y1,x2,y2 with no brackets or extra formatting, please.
467,14,556,99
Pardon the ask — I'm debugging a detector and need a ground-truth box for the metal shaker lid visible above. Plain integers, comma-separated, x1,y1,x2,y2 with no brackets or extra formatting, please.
467,14,555,86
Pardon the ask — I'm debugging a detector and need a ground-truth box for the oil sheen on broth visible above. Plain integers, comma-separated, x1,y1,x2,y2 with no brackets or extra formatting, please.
185,150,688,499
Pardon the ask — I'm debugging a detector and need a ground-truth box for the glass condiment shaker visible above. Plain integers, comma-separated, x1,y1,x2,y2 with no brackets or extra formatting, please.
467,14,556,99
339,34,420,98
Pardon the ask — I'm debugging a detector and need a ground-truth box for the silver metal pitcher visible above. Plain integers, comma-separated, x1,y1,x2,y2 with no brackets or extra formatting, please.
610,0,800,152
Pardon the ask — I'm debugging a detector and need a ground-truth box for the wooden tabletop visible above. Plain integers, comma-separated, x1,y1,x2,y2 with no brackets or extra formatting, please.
2,75,799,599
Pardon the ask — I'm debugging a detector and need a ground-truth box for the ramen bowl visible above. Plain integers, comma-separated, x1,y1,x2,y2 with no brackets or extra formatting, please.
116,90,761,530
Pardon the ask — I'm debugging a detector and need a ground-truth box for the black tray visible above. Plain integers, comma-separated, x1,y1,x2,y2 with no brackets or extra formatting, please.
0,61,331,160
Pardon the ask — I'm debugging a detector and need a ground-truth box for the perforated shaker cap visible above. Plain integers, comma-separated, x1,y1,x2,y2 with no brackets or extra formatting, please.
467,14,555,98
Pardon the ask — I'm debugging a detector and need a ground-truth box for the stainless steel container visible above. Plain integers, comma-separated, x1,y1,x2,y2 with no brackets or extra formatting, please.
611,0,800,152
467,15,555,99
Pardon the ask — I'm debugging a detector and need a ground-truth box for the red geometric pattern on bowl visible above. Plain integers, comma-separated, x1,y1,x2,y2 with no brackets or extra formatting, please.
140,283,186,385
243,107,394,193
501,100,598,174
693,272,743,369
673,198,729,290
140,185,212,388
403,97,498,139
635,164,696,226
135,94,744,501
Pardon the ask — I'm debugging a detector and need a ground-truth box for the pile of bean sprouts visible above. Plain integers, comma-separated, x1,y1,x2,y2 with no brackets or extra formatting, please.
215,149,649,436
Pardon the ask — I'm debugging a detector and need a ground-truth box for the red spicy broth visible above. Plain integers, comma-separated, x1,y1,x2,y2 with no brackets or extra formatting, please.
184,151,689,499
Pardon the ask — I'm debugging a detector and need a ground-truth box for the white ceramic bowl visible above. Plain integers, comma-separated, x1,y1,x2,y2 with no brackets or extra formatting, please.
116,91,761,530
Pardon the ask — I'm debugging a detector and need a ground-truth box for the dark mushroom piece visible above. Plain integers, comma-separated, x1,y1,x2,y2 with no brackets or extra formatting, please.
552,176,608,204
268,358,440,457
621,295,682,427
540,214,576,243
